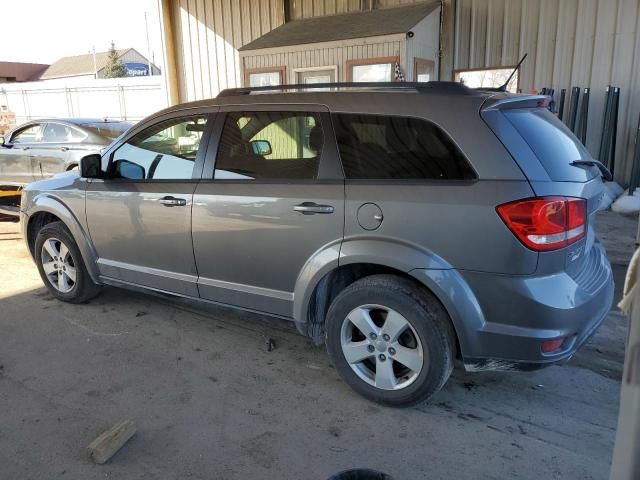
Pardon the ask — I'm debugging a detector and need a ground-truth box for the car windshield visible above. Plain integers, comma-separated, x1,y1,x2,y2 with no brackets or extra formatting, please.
81,122,132,140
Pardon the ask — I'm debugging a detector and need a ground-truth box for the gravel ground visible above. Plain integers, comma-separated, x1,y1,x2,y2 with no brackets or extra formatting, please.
0,209,633,480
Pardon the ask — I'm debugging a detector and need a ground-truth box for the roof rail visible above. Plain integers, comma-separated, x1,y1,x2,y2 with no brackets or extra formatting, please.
217,81,475,97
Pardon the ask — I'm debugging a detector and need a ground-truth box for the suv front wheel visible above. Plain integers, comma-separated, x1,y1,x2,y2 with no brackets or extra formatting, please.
325,275,455,407
34,221,101,303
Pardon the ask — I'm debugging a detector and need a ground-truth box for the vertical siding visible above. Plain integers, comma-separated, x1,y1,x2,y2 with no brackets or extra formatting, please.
241,37,406,84
288,0,425,19
170,0,284,101
453,0,640,184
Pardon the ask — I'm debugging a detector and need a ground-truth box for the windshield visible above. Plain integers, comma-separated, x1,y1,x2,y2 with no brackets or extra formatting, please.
503,108,597,182
81,122,132,140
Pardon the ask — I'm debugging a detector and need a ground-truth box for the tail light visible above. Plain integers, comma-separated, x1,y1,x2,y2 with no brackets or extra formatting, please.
496,197,587,251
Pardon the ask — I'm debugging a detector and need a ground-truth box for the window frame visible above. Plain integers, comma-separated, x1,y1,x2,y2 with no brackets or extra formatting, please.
293,65,338,86
413,58,435,82
10,123,43,145
203,105,343,183
100,109,217,183
40,122,88,144
331,112,478,184
346,56,399,82
244,66,287,88
453,65,520,93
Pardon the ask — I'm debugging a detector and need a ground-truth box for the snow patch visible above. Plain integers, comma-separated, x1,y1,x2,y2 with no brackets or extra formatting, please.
612,188,640,215
599,181,624,210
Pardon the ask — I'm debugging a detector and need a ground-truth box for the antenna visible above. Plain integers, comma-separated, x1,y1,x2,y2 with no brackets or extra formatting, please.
497,53,527,92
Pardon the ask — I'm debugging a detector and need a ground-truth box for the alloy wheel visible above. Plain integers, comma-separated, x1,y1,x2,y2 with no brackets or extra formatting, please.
340,304,425,391
40,237,77,293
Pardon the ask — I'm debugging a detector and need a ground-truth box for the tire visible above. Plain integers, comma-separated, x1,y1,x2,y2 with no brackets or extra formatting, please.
325,274,455,407
34,221,101,303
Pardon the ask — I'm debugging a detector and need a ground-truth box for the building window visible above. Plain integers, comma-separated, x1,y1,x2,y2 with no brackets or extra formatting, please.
245,67,286,87
414,58,435,82
346,57,398,82
294,66,337,89
454,67,519,93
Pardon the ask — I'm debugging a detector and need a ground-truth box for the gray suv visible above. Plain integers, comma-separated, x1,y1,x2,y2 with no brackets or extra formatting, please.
19,82,614,406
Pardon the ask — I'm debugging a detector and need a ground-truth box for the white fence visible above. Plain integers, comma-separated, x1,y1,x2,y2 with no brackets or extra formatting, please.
0,76,168,126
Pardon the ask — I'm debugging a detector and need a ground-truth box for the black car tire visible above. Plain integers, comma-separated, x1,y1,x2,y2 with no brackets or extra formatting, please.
325,274,456,407
34,221,101,303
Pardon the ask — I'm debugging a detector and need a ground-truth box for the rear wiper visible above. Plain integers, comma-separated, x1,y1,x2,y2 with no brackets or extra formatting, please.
570,160,613,181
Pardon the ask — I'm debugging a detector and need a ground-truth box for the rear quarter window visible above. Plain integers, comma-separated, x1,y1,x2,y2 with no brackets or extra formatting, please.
332,113,475,180
503,108,597,182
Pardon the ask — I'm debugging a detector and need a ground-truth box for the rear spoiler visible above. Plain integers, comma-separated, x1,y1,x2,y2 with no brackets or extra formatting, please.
481,95,551,111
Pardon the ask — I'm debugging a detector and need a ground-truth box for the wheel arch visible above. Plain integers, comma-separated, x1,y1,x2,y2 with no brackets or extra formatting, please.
25,195,101,284
293,237,468,357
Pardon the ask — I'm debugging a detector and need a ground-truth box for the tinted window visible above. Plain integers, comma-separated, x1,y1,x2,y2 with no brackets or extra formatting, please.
215,111,322,180
12,124,42,144
110,115,207,180
503,108,597,182
332,114,475,180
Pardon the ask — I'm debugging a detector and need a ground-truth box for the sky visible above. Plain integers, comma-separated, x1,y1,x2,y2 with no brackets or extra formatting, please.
0,0,164,69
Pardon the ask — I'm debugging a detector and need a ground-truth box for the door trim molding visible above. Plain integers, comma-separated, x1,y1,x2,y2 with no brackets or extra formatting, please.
198,276,294,301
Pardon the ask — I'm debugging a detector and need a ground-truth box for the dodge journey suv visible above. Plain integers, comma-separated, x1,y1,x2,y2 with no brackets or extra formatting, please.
20,82,614,406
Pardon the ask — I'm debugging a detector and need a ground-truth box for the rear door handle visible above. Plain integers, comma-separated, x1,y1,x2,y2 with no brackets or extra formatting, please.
293,202,334,215
159,196,187,207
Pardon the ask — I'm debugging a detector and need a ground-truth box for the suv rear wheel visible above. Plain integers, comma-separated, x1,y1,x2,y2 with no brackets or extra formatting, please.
325,275,455,407
34,221,101,303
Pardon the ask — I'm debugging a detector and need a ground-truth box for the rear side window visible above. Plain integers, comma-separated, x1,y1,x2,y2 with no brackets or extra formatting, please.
215,111,322,180
332,113,475,180
503,108,596,182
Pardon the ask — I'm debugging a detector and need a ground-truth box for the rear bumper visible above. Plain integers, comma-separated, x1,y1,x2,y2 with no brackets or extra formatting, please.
411,241,614,371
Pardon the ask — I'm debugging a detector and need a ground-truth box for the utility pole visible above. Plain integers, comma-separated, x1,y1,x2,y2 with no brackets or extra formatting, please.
144,11,152,76
92,46,98,79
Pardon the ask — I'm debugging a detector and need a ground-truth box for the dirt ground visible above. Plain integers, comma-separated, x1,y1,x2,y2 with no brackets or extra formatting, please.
0,210,634,480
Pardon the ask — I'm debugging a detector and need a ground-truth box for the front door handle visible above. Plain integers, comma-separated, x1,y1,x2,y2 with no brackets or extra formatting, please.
60,146,69,152
159,196,187,207
293,202,334,215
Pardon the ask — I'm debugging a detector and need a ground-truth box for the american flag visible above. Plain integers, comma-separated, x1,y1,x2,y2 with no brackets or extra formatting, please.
394,62,405,82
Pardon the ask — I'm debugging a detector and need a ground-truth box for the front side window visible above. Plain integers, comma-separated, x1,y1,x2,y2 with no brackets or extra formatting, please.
110,115,208,180
215,111,323,180
12,124,42,144
42,123,86,143
332,113,475,180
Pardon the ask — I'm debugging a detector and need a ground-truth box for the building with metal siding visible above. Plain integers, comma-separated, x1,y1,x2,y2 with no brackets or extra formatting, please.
159,0,640,184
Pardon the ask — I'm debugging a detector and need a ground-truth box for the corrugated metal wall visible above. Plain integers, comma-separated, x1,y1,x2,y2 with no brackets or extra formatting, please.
170,0,285,101
287,0,422,19
451,0,640,184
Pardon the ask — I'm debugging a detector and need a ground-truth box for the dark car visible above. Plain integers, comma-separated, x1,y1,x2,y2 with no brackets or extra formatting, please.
0,118,131,186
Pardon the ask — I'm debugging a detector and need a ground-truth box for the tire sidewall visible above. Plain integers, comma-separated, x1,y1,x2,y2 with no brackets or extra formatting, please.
326,277,453,407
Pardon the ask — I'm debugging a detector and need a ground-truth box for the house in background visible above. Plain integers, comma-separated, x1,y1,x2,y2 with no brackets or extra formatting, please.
39,48,161,81
239,3,440,87
0,62,49,83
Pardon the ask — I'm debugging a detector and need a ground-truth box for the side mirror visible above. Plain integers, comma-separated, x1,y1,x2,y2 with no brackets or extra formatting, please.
80,154,103,179
251,139,272,156
112,159,146,180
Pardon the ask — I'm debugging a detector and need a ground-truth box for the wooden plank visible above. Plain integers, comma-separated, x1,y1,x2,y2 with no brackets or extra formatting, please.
87,420,136,465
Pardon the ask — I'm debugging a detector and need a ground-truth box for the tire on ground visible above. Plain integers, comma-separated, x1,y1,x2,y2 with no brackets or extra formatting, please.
34,221,101,303
325,274,455,407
